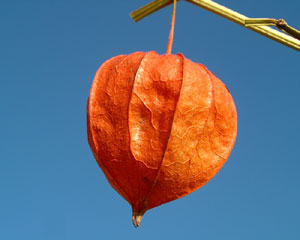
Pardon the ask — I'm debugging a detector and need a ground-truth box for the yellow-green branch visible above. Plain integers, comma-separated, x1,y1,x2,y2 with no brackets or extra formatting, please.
130,0,300,52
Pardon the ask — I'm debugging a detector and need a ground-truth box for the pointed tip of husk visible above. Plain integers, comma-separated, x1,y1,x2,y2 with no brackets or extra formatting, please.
132,214,143,228
132,209,146,228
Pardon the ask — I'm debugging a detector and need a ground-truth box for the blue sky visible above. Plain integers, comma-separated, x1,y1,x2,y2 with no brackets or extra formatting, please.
1,0,299,239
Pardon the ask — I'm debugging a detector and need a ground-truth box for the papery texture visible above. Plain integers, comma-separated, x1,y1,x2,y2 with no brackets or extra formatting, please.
87,51,237,215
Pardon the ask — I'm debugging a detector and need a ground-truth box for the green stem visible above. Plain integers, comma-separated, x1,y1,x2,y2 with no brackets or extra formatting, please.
245,18,300,41
130,0,173,22
130,0,300,52
245,18,279,26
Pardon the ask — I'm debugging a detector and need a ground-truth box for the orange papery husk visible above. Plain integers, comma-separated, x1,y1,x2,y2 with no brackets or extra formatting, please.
87,51,237,225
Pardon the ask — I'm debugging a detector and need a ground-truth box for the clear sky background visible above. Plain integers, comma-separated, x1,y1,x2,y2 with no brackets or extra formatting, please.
1,0,299,239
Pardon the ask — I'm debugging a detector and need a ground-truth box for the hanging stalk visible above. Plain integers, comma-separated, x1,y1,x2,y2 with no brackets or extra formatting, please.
130,0,300,52
166,0,177,54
